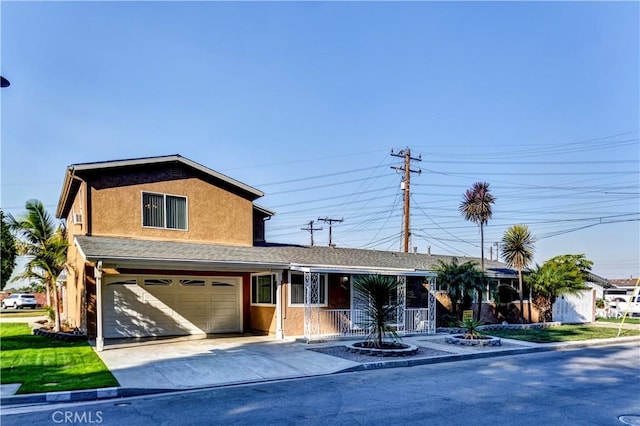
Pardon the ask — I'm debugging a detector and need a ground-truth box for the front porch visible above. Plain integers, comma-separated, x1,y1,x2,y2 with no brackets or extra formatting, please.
299,269,437,341
307,307,433,340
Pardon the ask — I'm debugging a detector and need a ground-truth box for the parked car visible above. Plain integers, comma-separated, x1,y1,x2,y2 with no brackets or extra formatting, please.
1,294,38,309
615,295,640,317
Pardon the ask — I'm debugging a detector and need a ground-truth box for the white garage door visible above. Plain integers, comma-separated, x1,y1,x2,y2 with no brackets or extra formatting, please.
103,275,241,338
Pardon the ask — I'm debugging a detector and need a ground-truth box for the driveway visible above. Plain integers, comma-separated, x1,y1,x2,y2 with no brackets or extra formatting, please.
95,335,361,390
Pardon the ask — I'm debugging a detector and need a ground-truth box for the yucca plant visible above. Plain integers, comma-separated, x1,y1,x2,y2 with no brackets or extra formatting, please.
458,317,483,340
352,275,402,348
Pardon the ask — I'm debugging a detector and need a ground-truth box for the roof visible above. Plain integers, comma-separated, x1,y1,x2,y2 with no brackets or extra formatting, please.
74,235,514,276
609,278,639,287
56,155,265,218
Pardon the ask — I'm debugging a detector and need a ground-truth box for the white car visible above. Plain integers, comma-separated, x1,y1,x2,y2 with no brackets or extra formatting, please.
615,296,640,317
1,294,38,309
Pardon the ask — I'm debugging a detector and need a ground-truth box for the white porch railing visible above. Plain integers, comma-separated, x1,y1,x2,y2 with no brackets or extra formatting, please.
314,308,432,339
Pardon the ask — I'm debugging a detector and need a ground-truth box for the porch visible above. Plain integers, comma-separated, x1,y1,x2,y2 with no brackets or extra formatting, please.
299,269,437,341
308,308,433,340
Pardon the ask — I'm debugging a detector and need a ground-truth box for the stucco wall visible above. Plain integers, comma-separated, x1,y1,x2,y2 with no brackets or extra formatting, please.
88,177,253,245
62,187,88,331
250,306,276,335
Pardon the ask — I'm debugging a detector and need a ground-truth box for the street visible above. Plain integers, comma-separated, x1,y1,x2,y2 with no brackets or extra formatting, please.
2,343,639,426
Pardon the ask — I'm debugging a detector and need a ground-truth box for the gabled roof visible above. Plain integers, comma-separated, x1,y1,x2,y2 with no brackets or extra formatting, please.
56,154,265,218
74,235,514,277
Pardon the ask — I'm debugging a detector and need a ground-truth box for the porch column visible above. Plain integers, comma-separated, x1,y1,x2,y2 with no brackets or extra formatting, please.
94,261,104,352
427,276,437,334
303,271,320,341
396,276,406,335
275,271,284,339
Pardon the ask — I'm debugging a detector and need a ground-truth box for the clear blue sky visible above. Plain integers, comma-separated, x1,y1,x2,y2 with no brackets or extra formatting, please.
1,1,638,280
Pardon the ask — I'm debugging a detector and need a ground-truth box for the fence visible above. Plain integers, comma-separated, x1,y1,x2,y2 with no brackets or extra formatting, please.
312,308,432,339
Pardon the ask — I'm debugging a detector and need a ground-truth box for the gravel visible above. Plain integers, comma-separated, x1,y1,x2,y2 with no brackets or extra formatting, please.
309,345,454,363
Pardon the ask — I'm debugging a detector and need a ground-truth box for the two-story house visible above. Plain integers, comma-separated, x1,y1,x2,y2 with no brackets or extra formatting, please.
55,154,510,350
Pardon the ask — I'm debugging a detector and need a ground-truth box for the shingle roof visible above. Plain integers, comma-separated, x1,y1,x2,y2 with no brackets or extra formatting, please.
75,235,512,275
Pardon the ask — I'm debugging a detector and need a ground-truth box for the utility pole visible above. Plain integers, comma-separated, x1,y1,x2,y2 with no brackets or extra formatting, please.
318,217,344,247
494,242,500,261
391,148,421,253
301,220,323,246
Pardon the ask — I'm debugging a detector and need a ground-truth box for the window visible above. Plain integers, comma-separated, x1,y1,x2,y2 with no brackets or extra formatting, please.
142,192,187,230
251,274,277,305
289,273,327,306
144,278,172,286
179,279,205,287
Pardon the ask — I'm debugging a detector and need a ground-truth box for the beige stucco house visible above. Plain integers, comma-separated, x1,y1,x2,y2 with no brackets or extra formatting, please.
55,155,511,350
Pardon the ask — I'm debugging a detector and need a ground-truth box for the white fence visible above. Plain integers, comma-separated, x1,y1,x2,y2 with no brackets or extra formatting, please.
313,308,432,339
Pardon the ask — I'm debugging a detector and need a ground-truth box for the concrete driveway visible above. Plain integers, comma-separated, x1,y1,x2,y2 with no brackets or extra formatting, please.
95,335,361,390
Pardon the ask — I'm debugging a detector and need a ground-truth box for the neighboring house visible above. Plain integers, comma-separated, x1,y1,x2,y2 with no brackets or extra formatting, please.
584,272,611,300
56,155,512,350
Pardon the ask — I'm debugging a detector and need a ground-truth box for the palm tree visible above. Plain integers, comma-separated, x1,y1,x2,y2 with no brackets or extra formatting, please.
8,200,68,332
433,258,487,322
526,254,592,322
352,275,402,348
459,182,495,320
501,224,536,323
1,210,18,290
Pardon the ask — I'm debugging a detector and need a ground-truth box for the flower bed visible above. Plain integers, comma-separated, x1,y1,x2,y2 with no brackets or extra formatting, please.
32,327,87,342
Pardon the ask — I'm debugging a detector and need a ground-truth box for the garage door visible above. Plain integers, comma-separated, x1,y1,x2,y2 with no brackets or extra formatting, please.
103,275,241,338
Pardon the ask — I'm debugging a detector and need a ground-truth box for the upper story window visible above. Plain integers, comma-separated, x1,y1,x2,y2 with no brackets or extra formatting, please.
142,192,187,230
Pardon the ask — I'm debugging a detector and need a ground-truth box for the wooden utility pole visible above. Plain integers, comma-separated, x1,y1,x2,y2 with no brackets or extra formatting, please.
301,220,323,246
318,217,344,247
391,148,421,253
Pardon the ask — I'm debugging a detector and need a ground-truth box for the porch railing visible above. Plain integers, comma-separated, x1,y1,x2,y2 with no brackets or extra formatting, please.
315,308,432,339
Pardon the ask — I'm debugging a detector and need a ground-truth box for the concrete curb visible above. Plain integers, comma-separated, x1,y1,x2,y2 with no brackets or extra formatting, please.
0,387,171,406
2,336,638,407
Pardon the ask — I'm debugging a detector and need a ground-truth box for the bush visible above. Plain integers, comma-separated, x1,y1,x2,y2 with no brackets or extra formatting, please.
42,305,55,322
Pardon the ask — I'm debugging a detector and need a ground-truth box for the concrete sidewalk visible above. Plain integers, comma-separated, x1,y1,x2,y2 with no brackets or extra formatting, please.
2,331,639,406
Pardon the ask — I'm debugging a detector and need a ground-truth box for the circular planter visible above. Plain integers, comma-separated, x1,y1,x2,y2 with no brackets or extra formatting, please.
444,334,501,347
346,341,419,357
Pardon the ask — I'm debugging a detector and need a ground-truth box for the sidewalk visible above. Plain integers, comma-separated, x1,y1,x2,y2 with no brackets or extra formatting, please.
2,331,639,406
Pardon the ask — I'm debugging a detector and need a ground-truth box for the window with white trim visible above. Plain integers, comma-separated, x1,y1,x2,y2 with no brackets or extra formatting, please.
289,272,327,306
251,274,277,305
142,192,187,230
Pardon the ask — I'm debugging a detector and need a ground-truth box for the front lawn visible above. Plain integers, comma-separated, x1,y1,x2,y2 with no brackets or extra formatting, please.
486,325,640,343
596,317,640,325
0,308,47,318
0,323,118,394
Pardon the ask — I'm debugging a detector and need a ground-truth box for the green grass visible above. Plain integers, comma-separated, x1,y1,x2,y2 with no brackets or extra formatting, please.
486,325,640,343
0,323,119,394
0,308,47,318
596,317,640,325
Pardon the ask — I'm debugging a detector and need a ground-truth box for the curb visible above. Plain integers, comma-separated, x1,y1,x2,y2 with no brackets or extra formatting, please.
2,336,639,407
0,387,171,406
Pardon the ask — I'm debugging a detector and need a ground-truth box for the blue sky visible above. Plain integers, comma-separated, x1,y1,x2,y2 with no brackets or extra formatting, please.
1,1,638,280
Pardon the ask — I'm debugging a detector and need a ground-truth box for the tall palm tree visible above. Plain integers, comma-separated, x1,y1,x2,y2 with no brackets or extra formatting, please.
501,224,536,323
459,181,495,320
8,200,68,332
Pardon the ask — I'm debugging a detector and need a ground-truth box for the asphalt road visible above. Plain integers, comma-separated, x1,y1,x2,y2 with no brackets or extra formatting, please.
2,342,639,426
